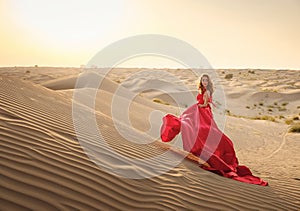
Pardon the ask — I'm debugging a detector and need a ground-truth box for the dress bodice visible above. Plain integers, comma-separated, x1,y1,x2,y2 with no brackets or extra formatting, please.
197,90,212,105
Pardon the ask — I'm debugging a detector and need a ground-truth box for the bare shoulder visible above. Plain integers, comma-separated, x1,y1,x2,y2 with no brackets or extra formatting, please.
205,90,211,97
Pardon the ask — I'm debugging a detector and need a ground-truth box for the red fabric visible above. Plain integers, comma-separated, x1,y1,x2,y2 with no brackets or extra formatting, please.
160,92,268,186
161,114,181,142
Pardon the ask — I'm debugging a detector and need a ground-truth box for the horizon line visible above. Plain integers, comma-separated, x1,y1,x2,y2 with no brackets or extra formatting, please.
0,65,299,71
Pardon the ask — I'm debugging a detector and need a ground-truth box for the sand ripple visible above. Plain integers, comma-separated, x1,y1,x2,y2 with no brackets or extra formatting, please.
0,76,298,210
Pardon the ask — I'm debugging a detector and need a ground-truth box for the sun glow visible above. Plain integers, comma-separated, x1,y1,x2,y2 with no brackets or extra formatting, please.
9,0,125,49
1,0,300,68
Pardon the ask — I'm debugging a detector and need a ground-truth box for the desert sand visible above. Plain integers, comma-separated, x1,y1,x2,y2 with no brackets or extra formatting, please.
0,67,299,210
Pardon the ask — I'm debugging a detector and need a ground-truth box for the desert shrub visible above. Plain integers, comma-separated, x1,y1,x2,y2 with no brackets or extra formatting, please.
289,124,300,133
278,107,287,111
225,74,233,79
285,119,293,125
152,98,170,105
261,116,275,122
253,116,276,122
282,102,289,106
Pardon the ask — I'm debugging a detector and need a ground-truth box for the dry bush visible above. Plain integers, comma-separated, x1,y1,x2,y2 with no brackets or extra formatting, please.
289,124,300,133
152,98,170,105
225,74,233,79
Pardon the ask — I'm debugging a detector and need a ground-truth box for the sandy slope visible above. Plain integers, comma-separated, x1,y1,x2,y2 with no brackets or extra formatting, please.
1,67,300,210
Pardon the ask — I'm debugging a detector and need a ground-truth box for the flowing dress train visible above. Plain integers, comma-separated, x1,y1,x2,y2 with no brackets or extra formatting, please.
160,90,268,186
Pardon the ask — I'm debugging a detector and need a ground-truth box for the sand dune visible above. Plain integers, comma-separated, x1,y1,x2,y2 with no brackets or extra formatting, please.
1,67,300,210
41,71,120,92
251,90,300,102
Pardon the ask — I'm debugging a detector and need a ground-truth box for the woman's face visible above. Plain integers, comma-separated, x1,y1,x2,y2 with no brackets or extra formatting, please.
201,76,209,87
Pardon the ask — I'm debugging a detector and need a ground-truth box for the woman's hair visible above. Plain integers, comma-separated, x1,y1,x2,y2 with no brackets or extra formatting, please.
197,74,214,94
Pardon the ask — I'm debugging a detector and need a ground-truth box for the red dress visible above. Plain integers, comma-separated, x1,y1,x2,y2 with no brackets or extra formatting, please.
160,89,268,186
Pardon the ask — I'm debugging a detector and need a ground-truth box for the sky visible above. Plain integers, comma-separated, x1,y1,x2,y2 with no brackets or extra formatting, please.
1,0,300,69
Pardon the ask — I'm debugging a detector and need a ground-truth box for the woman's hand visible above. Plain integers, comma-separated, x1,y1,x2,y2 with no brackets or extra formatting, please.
198,103,207,108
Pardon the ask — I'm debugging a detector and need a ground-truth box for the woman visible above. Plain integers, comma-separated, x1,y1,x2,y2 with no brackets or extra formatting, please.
160,74,268,186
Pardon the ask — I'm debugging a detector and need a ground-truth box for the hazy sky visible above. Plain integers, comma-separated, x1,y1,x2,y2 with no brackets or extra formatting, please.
1,0,300,69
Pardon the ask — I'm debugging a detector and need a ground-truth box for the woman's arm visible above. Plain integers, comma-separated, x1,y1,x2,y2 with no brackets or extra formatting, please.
198,90,210,108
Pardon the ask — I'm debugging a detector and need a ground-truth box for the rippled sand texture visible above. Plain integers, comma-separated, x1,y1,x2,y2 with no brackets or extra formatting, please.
1,67,299,210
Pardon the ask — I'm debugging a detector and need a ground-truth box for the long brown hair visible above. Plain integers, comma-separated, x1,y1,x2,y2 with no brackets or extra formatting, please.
197,74,214,94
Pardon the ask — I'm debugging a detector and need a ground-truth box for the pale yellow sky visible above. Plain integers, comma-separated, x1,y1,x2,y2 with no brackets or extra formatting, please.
1,0,300,69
